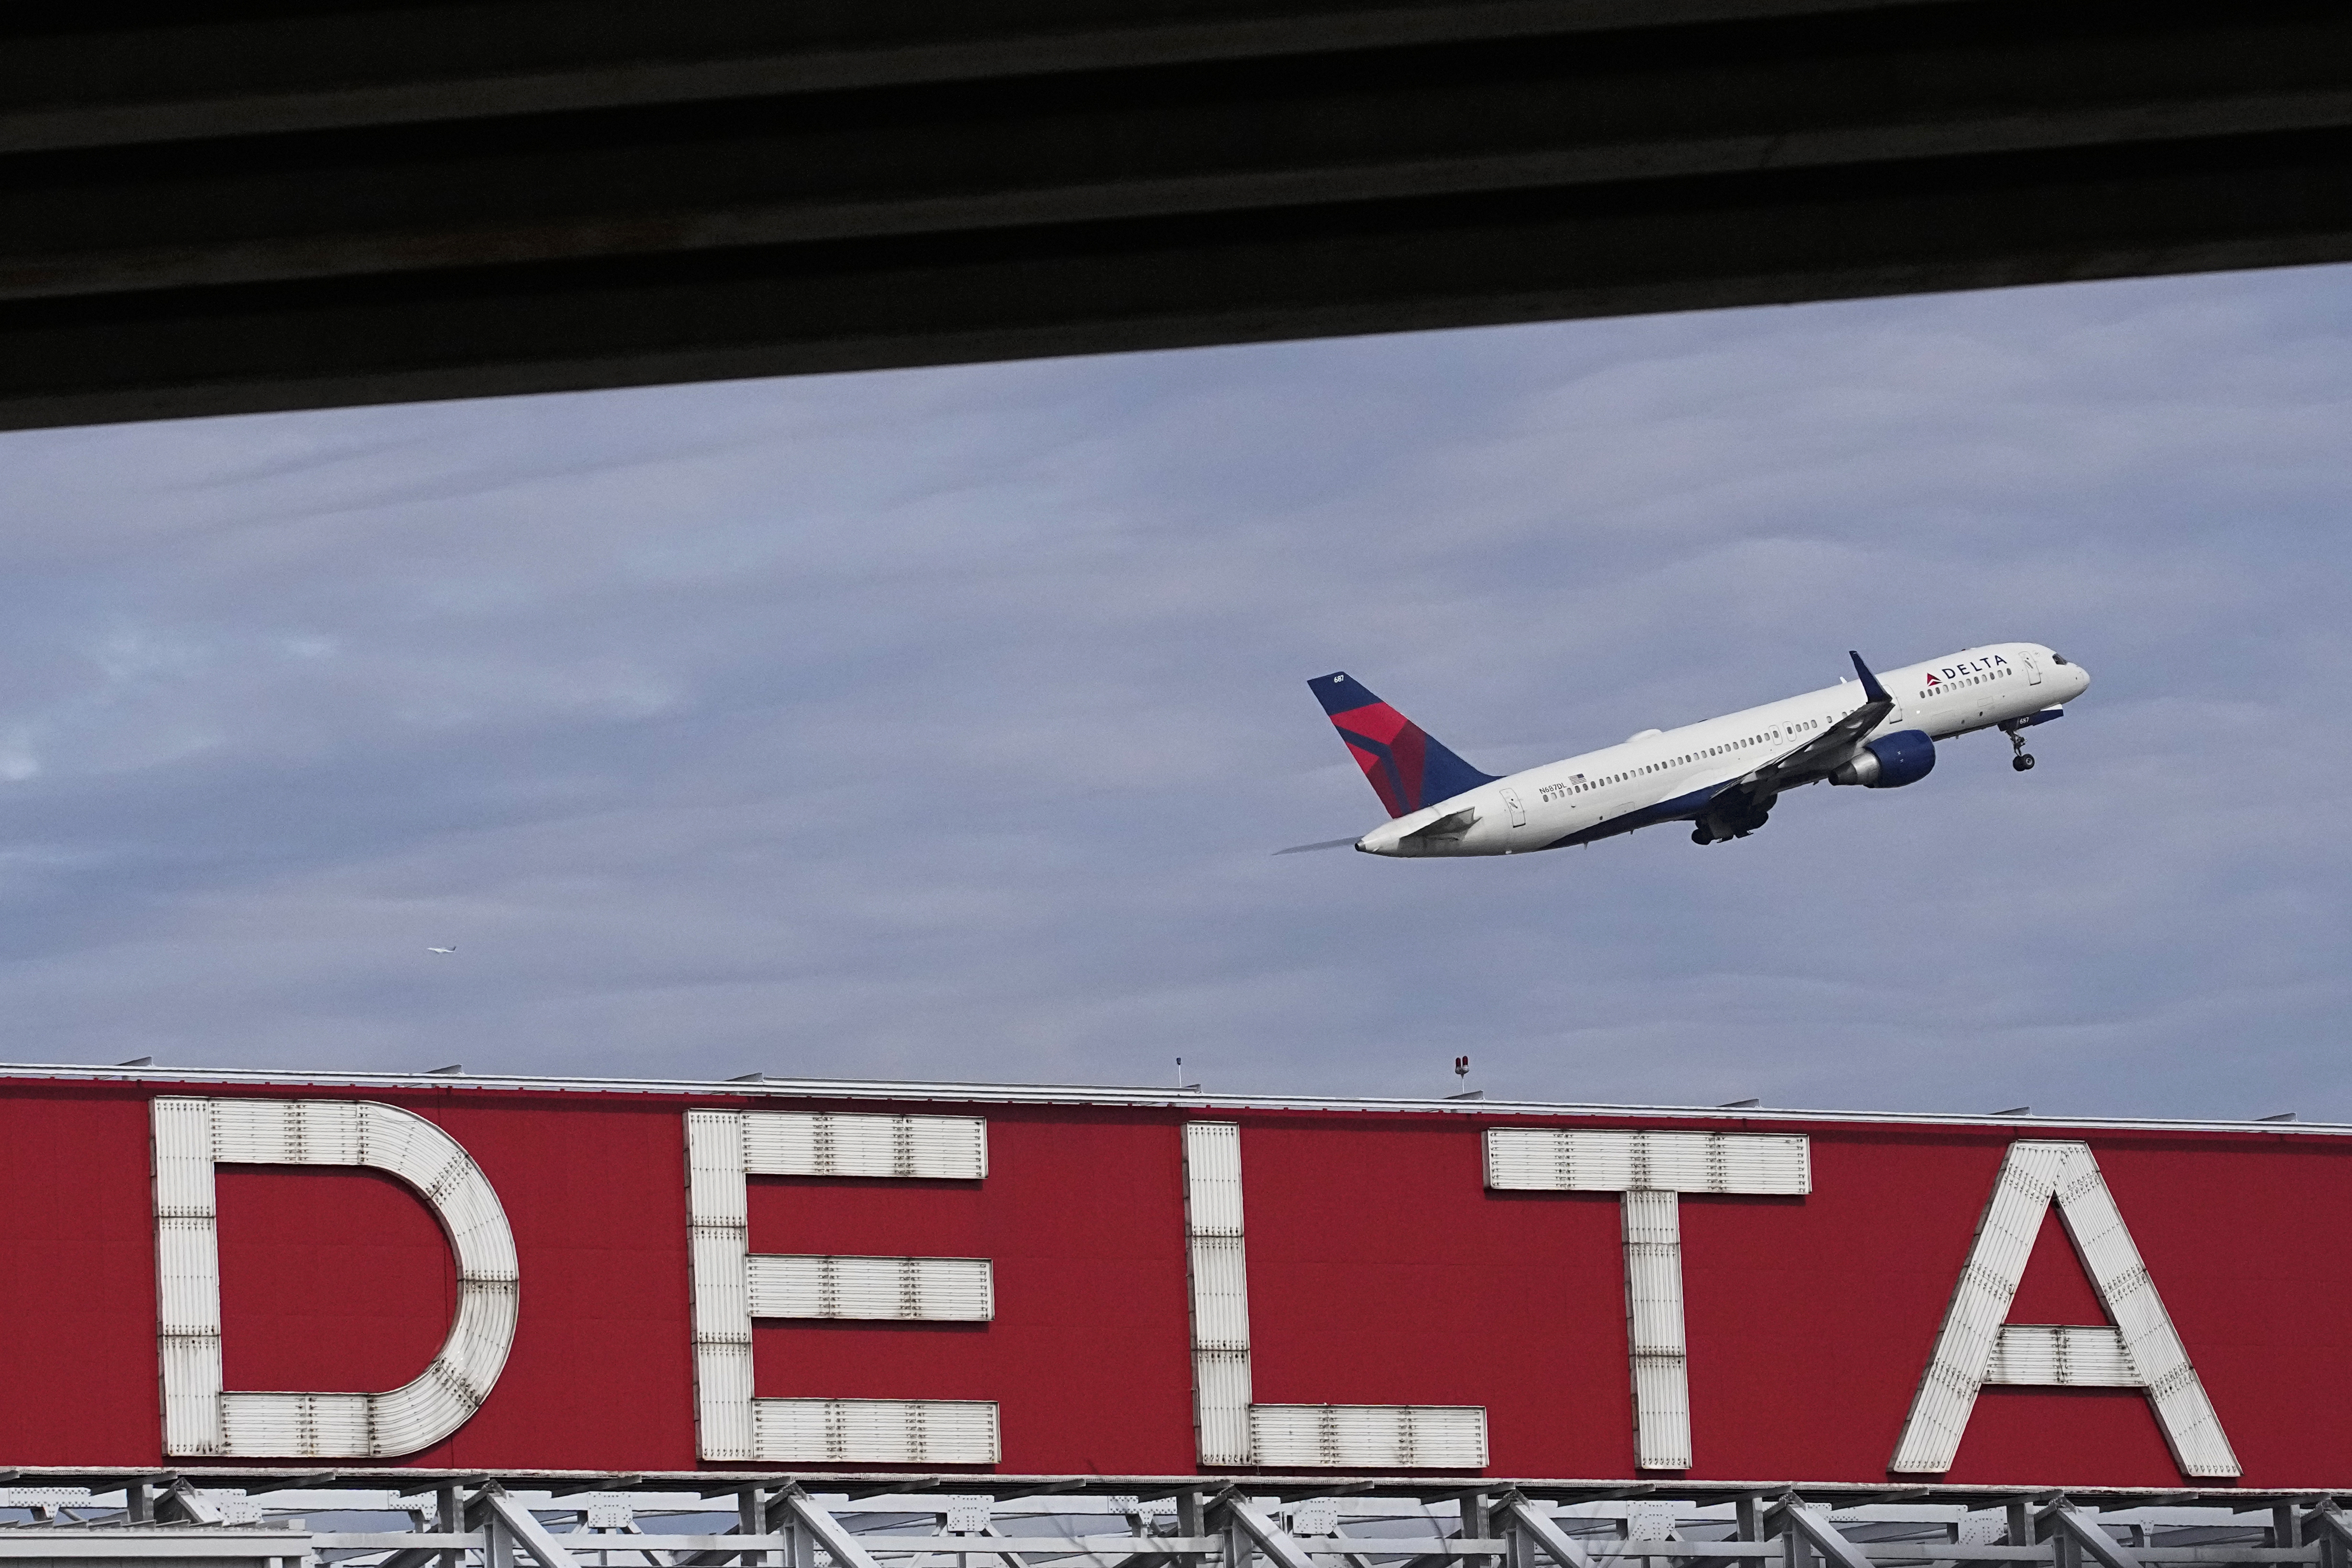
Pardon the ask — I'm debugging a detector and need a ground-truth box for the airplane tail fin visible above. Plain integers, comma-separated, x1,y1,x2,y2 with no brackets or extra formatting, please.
1310,672,1497,818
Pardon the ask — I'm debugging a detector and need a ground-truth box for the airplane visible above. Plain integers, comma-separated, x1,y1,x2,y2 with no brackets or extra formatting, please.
1290,644,2090,858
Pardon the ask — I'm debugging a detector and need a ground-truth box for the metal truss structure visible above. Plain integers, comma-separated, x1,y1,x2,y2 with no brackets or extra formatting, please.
4,1476,2350,1568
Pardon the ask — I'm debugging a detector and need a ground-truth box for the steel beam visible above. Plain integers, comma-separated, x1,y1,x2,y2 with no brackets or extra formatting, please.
1767,1502,1874,1568
3,0,2351,429
2037,1507,2138,1568
1216,1494,1325,1568
778,1486,889,1568
1497,1494,1596,1568
2304,1507,2352,1568
159,1480,224,1526
484,1490,585,1568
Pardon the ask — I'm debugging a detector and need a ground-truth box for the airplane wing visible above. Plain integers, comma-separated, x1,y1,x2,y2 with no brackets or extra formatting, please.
1730,650,1896,798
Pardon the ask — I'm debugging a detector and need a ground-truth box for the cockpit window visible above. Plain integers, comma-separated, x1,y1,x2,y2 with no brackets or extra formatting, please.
2051,654,2070,665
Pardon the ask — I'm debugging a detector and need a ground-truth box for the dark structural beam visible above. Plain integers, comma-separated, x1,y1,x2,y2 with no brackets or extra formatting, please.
3,0,2351,429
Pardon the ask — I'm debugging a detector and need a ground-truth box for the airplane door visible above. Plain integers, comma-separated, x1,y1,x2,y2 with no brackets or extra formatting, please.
2025,654,2044,685
1502,788,1527,828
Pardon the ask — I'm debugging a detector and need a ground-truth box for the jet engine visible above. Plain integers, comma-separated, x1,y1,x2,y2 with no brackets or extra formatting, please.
1829,729,1936,788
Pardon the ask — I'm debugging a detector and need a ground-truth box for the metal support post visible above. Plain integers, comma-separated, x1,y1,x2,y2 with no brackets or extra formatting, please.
1768,1498,1874,1568
124,1481,150,1525
2039,1504,2137,1568
1226,1510,1254,1568
484,1489,583,1568
2275,1508,2301,1553
1496,1493,1593,1568
1174,1493,1207,1568
1499,1498,1538,1568
1216,1493,1321,1568
780,1485,889,1568
159,1479,223,1525
740,1488,773,1568
2305,1504,2352,1568
781,1501,818,1568
1735,1498,1763,1545
2007,1505,2033,1550
1461,1495,1492,1568
438,1484,463,1568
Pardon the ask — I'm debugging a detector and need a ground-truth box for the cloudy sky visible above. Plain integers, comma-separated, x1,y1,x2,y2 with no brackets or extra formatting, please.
3,263,2348,1120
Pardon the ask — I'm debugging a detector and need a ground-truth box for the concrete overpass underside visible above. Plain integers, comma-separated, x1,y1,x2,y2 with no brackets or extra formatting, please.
4,0,2351,430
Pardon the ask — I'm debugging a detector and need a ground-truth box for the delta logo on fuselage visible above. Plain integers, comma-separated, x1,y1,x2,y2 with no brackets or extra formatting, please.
1922,653,2009,688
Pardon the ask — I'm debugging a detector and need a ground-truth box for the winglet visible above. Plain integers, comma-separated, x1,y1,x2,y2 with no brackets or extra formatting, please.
1849,650,1891,704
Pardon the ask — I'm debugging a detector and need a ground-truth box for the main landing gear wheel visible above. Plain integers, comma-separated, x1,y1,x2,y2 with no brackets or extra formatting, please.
1691,827,1711,844
2013,753,2037,771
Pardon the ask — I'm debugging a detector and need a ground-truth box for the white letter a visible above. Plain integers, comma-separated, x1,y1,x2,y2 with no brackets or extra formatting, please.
1890,1140,2237,1478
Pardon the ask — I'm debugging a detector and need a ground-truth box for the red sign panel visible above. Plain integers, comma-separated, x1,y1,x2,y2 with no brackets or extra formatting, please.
3,1071,2348,1487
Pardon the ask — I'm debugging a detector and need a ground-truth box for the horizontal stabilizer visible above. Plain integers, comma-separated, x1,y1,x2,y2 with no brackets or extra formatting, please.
1399,806,1477,843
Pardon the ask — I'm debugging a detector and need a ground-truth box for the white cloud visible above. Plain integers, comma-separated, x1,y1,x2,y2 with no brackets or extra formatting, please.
0,264,2347,1119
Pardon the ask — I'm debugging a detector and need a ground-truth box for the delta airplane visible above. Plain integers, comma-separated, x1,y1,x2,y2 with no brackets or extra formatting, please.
1290,644,2090,857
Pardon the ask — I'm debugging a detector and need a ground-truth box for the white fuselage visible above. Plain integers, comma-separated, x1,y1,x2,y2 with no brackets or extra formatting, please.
1357,642,2091,856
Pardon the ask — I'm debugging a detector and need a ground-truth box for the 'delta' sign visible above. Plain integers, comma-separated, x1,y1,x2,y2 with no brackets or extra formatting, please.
3,1070,2347,1484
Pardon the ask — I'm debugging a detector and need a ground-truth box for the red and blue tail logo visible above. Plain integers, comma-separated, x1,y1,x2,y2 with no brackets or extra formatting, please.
1311,672,1498,818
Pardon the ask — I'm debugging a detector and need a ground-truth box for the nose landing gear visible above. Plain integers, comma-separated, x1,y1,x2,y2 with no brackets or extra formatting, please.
2007,726,2036,772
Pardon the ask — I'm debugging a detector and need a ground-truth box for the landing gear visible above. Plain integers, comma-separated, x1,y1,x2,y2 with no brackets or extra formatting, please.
1691,827,1711,844
2007,727,2035,773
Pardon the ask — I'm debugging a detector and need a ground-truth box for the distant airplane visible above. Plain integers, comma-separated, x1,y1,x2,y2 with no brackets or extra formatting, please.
1291,644,2090,857
426,946,456,954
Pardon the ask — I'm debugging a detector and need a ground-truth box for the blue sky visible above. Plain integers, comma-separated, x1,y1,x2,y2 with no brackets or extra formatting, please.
3,264,2348,1119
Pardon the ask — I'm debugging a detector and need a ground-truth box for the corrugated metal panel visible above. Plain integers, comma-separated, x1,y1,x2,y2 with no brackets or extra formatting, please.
741,1112,986,1180
2044,1143,2241,1479
1252,1404,1488,1468
1892,1141,2240,1479
752,1397,1000,1464
1892,1140,2073,1474
687,1108,997,1463
1182,1123,1246,1234
1182,1123,1254,1465
1622,1189,1691,1471
210,1097,362,1166
151,1098,224,1458
219,1392,371,1459
746,1254,993,1320
1192,1351,1255,1468
684,1111,755,1462
152,1096,521,1460
1485,1128,1810,1194
1986,1325,2135,1385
